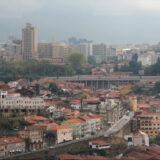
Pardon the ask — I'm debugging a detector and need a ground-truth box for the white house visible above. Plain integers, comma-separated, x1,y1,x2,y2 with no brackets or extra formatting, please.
89,140,111,150
124,131,149,146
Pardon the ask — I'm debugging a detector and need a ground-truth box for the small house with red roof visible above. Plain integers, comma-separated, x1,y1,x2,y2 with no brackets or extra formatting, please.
0,137,25,158
82,98,100,111
63,118,85,138
26,116,50,124
70,100,81,110
89,140,111,150
49,125,73,144
124,131,149,146
18,125,44,151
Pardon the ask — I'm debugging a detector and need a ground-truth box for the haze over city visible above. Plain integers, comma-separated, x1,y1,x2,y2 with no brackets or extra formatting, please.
1,0,160,44
1,1,160,160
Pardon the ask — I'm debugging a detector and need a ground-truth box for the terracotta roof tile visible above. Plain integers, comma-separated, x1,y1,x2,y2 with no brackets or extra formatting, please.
64,118,83,123
0,137,24,144
30,116,49,121
83,98,100,102
90,140,110,145
50,125,72,131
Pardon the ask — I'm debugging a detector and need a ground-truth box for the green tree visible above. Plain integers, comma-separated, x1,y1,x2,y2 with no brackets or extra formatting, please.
25,138,30,151
35,84,40,95
19,119,31,129
132,53,138,62
45,131,56,146
49,82,59,94
117,60,142,74
68,52,87,70
132,85,142,94
154,81,160,94
0,60,76,82
114,64,119,72
145,58,160,76
88,56,96,65
155,134,160,145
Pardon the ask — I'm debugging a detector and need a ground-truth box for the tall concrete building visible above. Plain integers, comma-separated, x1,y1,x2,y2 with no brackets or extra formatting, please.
105,46,116,60
92,43,106,64
4,39,21,60
68,44,77,54
22,23,38,61
38,42,53,59
77,43,92,60
52,42,68,62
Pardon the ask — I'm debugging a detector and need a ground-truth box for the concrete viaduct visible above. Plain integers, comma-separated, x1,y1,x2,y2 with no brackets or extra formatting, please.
53,76,160,89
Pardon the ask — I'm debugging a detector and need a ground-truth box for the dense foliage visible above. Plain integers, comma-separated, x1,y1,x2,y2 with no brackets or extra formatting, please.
88,56,96,65
145,58,160,75
49,82,59,94
150,135,160,145
114,54,142,75
114,60,142,74
0,60,75,82
68,52,89,74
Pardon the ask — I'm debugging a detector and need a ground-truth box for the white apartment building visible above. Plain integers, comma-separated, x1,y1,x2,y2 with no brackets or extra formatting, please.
63,114,103,139
0,137,25,158
106,46,116,59
77,43,92,60
97,99,124,127
0,90,44,110
49,125,73,144
4,39,21,60
92,43,106,63
63,118,85,138
138,52,159,66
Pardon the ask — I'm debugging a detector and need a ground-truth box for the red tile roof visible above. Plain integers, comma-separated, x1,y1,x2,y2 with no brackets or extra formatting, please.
133,133,144,138
62,108,72,113
83,98,100,102
0,137,24,144
70,100,81,105
44,100,55,106
50,125,72,131
64,118,83,123
48,122,58,126
80,116,93,120
29,116,49,121
90,140,110,146
139,104,150,109
107,90,120,98
59,154,110,160
89,114,103,119
25,119,35,124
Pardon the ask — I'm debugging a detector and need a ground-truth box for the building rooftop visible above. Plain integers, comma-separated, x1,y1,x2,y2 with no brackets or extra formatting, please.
29,116,49,121
0,137,24,144
83,98,100,102
90,140,110,146
50,125,72,131
64,118,83,123
59,154,110,160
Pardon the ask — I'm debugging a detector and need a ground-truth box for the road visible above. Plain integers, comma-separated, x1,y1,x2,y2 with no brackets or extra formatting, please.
104,111,134,137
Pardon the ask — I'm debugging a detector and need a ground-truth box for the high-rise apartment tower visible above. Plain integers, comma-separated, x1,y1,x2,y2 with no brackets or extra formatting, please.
22,23,38,60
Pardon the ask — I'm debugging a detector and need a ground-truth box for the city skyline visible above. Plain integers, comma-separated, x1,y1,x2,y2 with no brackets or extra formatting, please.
1,0,160,44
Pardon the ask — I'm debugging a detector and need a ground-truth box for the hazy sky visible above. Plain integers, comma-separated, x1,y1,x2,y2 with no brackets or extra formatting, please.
0,0,160,44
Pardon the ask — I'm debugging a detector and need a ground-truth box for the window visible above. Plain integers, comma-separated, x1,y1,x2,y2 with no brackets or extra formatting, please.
128,137,132,142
